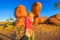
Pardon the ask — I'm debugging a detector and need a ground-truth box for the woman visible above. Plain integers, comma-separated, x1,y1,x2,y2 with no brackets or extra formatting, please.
24,12,35,40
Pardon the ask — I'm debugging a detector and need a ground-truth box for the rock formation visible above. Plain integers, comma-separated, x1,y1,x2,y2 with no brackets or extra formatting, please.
31,2,42,18
14,5,27,27
39,17,48,23
33,17,48,24
33,17,40,25
48,14,60,25
31,2,42,24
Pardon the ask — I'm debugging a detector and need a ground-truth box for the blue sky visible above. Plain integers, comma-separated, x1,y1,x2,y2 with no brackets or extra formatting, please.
0,0,60,21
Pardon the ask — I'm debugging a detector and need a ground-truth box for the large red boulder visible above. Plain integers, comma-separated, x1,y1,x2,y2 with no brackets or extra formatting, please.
39,17,48,23
33,17,40,25
14,5,27,18
31,2,42,18
33,17,48,24
48,14,60,25
14,5,27,27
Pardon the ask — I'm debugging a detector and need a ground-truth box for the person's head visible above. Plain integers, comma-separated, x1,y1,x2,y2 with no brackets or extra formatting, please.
31,2,42,17
28,12,34,22
14,5,27,18
28,12,34,19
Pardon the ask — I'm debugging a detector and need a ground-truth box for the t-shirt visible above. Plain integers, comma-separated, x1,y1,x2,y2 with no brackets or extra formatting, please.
24,17,34,32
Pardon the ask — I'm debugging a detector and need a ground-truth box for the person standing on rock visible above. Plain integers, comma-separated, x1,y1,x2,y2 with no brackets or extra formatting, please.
24,12,35,40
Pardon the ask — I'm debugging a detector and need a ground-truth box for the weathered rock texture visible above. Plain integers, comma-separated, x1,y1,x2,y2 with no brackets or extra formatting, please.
31,2,42,18
48,14,60,25
33,17,48,24
31,2,42,24
14,5,27,27
39,17,48,23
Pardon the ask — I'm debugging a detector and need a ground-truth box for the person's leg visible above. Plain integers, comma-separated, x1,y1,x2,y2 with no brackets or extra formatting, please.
20,35,29,40
28,37,31,40
30,32,35,40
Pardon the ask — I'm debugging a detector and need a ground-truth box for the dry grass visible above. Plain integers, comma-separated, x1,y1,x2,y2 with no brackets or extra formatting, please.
34,24,60,40
0,22,60,40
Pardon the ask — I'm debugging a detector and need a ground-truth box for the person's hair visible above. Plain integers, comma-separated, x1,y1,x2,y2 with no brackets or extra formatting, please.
28,12,34,17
